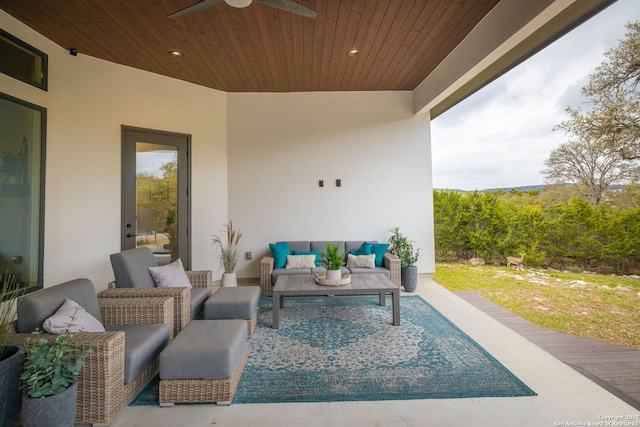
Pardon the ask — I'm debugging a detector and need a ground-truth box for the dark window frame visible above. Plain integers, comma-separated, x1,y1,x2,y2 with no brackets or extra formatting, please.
0,92,46,299
0,28,48,91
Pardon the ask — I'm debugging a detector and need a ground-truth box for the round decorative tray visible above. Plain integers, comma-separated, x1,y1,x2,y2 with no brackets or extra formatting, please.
315,272,351,286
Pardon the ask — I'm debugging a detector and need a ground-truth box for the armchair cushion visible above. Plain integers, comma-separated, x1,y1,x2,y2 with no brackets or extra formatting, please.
148,258,191,288
105,323,169,384
190,288,210,320
110,247,158,288
43,299,105,334
17,278,104,333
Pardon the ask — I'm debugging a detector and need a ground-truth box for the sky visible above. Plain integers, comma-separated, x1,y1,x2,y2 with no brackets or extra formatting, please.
430,0,640,192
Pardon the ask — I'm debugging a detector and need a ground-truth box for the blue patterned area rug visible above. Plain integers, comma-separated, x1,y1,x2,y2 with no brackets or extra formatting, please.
131,295,535,406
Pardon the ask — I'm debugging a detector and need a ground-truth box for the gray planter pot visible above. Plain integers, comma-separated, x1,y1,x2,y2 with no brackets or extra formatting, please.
22,379,78,427
401,267,418,292
0,345,24,427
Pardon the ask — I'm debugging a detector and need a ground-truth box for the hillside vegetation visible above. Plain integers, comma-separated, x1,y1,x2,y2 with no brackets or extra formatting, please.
434,187,640,274
434,263,640,349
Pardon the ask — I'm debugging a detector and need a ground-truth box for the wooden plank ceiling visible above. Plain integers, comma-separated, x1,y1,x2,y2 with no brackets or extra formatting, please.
0,0,500,92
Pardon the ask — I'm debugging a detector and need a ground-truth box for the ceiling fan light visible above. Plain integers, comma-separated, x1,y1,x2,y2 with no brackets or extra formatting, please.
225,0,252,8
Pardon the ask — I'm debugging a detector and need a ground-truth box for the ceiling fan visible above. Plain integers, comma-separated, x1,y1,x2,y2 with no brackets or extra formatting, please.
168,0,317,19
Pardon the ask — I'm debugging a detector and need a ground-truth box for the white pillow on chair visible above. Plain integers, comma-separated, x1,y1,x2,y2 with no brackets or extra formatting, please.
148,258,192,288
43,299,105,334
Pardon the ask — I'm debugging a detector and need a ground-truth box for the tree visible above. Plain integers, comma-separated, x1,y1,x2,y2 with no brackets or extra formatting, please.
582,21,640,160
544,21,640,205
542,133,637,205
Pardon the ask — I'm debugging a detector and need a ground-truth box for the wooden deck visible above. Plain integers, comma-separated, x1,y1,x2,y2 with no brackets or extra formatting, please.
456,291,640,410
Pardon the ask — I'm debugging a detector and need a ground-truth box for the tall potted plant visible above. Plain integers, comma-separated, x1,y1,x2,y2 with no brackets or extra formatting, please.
20,316,93,427
388,227,420,292
321,243,345,280
212,220,242,287
0,271,28,426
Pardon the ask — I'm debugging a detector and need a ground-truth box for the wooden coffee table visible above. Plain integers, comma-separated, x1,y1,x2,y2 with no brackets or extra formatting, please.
272,273,400,328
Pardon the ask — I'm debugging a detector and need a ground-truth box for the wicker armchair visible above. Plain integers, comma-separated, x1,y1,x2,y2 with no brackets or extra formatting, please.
99,248,214,337
6,278,173,426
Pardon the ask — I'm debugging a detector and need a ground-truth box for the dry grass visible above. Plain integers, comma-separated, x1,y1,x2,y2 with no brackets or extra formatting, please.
434,263,640,349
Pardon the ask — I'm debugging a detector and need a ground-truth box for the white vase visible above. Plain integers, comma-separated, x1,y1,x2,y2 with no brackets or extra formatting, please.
221,272,237,287
326,269,341,280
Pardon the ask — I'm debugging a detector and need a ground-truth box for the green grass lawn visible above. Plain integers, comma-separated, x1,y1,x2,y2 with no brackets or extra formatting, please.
433,263,640,349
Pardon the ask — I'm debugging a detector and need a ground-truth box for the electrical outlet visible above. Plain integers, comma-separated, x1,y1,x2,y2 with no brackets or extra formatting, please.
245,251,252,260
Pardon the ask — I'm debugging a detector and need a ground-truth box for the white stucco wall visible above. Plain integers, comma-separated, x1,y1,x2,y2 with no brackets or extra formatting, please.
227,91,435,279
1,11,228,290
1,10,436,289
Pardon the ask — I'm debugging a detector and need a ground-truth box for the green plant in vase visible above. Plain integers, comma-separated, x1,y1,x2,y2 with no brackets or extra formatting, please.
20,309,94,427
321,243,345,280
388,227,420,292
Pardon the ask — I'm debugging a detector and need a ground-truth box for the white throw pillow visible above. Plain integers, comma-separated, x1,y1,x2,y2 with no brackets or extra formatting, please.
346,253,376,269
148,258,192,288
285,254,317,269
43,299,105,334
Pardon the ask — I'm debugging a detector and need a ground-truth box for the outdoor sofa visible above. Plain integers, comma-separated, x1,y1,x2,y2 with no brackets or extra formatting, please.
260,240,400,296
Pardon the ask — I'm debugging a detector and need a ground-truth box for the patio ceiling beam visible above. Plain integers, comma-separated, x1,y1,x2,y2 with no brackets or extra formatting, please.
412,0,618,118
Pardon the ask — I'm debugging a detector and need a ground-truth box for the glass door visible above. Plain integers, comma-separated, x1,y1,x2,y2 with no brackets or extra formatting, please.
121,127,190,267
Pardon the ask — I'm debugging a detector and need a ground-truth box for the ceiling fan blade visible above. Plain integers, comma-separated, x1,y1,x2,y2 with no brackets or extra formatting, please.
168,0,225,19
255,0,317,19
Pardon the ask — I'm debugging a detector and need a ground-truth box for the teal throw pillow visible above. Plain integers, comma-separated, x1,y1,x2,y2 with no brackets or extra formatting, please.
269,242,290,269
367,242,389,267
293,250,321,266
349,242,372,256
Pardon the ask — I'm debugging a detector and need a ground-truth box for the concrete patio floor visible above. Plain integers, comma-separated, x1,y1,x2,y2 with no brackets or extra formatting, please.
106,275,639,427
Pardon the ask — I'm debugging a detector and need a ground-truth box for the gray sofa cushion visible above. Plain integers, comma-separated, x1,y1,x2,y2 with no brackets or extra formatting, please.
271,267,312,285
310,241,344,255
17,278,103,333
110,247,158,288
160,320,247,380
190,287,210,320
204,286,260,320
282,241,310,253
349,266,391,278
311,266,349,275
105,323,169,384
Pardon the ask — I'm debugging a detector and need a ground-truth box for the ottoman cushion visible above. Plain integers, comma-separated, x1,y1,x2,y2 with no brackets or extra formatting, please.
160,320,247,380
204,286,260,320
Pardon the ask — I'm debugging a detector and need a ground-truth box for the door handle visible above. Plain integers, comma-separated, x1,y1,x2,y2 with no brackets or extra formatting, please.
126,233,134,238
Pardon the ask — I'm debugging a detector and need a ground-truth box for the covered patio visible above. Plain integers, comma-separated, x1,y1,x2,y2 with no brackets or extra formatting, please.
109,276,638,426
1,0,637,425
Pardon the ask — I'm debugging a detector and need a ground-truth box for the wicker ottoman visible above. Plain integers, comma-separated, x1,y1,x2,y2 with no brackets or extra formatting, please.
159,320,248,406
204,286,260,336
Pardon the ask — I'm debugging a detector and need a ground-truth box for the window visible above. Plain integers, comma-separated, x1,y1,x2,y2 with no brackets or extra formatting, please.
0,29,48,91
0,93,46,295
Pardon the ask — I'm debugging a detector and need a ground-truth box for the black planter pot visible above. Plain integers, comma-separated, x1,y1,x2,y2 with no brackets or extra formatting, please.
22,379,78,427
0,345,24,427
401,266,418,292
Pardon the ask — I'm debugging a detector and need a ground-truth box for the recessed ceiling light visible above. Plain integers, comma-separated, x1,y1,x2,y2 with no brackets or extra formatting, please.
347,49,360,57
169,50,183,58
